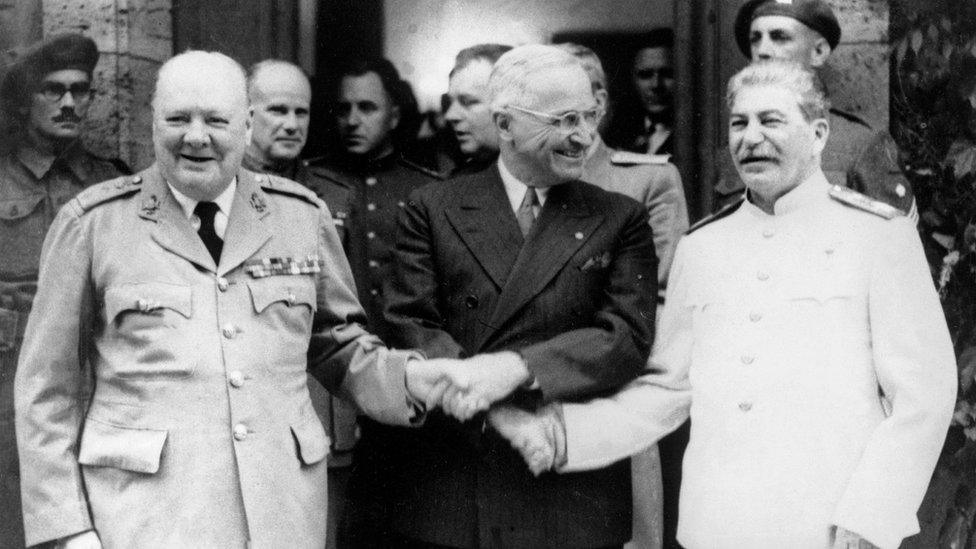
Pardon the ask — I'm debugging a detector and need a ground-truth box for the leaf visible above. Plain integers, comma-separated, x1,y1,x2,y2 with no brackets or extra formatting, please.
947,140,976,179
960,346,976,393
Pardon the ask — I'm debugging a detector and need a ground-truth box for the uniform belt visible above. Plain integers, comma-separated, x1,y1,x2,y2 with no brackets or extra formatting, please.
0,307,28,352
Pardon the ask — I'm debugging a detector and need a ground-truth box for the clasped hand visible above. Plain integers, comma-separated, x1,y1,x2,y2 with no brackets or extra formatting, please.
406,351,530,421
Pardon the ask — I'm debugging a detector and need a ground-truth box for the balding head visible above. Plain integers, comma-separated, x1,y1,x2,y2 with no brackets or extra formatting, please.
152,51,251,201
245,60,311,165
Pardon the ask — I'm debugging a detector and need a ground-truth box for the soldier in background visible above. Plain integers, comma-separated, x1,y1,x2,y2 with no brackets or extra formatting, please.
303,57,443,548
443,44,512,174
0,33,128,548
714,0,916,216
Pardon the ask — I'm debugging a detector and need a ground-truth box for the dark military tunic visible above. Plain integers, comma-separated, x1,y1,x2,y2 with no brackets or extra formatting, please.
0,143,128,547
303,152,442,345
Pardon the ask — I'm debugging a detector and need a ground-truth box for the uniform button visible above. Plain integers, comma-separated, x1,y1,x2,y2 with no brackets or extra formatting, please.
738,402,753,412
222,324,237,339
366,203,377,211
367,231,376,240
465,295,479,309
132,175,143,184
757,271,769,281
368,260,380,268
397,201,406,208
740,355,755,365
370,288,379,296
762,228,774,238
217,277,229,292
749,311,762,322
233,424,248,441
895,183,906,198
574,232,584,240
228,371,244,388
365,177,377,186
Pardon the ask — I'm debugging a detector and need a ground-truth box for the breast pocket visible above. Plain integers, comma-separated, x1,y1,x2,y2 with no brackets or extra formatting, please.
248,277,317,333
0,194,47,276
103,283,195,377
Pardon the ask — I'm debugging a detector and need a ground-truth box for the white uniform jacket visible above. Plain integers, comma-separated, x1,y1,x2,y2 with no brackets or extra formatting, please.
15,166,419,548
561,172,956,549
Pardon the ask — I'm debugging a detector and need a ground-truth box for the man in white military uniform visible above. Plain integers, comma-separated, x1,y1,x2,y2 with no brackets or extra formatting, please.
491,61,956,549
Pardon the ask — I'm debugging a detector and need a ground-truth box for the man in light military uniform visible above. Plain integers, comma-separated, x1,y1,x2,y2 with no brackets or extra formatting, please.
561,42,689,549
302,57,443,548
0,33,129,548
713,0,916,217
494,62,955,549
14,50,448,549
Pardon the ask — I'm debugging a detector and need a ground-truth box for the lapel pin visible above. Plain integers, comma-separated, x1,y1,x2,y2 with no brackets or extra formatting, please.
574,232,584,240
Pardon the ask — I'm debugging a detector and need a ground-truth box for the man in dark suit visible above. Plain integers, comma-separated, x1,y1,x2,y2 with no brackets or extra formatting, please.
380,44,658,548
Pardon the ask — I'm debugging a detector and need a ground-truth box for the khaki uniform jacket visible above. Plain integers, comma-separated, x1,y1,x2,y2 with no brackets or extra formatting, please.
15,165,418,548
561,173,955,549
0,144,128,548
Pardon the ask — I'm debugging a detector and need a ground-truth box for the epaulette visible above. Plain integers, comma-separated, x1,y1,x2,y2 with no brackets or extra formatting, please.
829,107,871,130
609,151,670,165
399,157,446,180
259,173,321,208
828,185,904,220
686,196,744,235
74,174,143,212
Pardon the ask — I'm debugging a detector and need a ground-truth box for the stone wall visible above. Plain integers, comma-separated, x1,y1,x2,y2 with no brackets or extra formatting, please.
825,0,890,129
42,0,172,171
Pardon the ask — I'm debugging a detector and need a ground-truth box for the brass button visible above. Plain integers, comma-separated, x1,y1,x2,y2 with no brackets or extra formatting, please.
757,271,769,281
370,288,379,296
749,311,762,322
740,355,755,365
368,260,380,268
228,371,244,388
217,277,229,292
365,177,377,186
762,228,774,238
574,232,584,240
367,203,377,211
738,402,753,412
367,231,376,240
222,324,237,339
286,292,296,305
233,424,248,441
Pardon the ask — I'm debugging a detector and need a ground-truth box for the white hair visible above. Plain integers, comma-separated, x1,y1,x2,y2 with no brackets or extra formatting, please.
488,44,584,112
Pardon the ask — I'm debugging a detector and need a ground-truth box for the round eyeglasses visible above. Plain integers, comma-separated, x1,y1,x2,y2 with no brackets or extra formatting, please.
506,104,601,134
36,81,93,102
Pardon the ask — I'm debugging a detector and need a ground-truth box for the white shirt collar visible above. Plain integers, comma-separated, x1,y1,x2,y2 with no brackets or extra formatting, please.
497,157,548,212
167,178,238,220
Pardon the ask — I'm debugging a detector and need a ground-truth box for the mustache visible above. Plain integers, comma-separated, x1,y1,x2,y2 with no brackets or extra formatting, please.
52,110,81,123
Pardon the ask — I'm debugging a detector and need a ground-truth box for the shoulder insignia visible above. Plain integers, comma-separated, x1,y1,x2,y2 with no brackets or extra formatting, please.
610,151,670,165
399,157,446,180
829,107,871,129
686,196,744,235
74,175,143,212
260,173,321,208
828,185,905,220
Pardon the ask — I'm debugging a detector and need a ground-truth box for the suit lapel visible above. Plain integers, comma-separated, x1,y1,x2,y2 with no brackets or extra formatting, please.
443,167,523,290
218,169,272,276
141,165,217,271
481,182,605,345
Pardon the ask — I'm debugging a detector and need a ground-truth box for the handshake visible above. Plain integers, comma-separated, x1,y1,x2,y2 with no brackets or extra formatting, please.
405,351,566,475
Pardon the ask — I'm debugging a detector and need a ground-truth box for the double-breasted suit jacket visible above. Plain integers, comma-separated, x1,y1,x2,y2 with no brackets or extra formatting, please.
14,166,419,548
379,165,658,548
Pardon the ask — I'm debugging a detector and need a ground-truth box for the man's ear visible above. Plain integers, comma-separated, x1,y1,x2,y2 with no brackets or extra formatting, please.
493,110,512,141
811,117,829,155
389,104,401,131
808,37,831,69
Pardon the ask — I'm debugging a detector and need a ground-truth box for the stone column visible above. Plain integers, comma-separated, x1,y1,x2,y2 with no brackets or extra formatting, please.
42,0,172,170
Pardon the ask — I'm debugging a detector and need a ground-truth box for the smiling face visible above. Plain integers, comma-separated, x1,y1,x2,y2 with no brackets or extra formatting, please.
749,15,829,68
729,84,827,208
246,63,311,164
497,64,596,187
445,59,497,158
336,71,399,159
27,69,91,148
152,53,250,201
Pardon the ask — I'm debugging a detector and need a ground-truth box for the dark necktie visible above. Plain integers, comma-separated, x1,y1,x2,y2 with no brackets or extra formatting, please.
516,187,539,237
194,201,222,264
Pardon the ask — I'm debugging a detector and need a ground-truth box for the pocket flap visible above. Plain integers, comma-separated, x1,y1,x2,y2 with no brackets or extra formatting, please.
78,418,168,474
290,413,330,466
0,195,44,221
104,283,193,321
248,279,317,314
